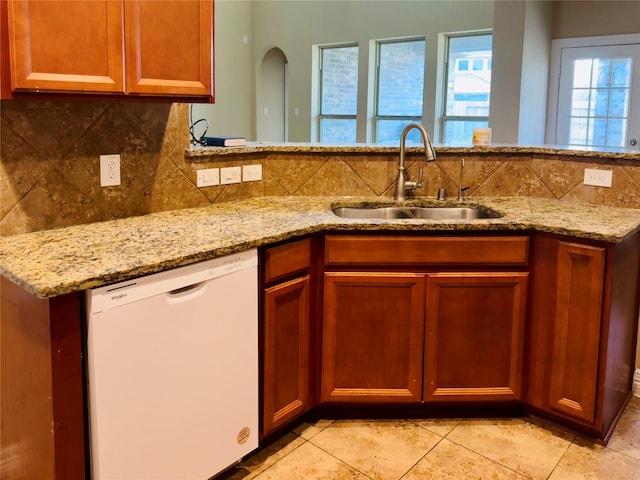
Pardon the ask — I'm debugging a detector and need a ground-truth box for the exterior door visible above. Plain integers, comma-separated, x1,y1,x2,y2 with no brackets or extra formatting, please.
554,40,640,150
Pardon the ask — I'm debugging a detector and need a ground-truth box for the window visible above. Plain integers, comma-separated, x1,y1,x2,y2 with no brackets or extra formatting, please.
374,38,426,143
442,33,492,145
551,38,640,150
319,45,359,143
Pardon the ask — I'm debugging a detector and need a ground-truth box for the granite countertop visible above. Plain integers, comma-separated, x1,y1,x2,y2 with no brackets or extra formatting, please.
2,196,640,298
186,143,640,160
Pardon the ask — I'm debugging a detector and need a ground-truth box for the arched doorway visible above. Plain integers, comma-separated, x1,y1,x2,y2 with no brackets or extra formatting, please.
258,47,288,142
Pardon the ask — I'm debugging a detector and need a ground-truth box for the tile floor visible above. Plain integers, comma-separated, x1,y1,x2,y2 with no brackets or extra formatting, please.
222,396,640,480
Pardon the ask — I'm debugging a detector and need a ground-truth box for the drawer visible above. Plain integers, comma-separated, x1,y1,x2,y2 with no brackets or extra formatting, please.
325,235,529,266
264,238,311,283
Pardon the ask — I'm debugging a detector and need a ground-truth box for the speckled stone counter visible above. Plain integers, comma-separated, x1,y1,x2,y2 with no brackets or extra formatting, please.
2,196,640,298
186,143,640,160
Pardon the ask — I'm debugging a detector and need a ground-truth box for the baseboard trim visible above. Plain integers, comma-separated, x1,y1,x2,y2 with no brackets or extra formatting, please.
634,369,640,396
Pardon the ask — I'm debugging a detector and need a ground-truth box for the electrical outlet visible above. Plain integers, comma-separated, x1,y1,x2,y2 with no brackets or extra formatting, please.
100,154,121,187
584,168,613,187
196,168,219,188
242,164,262,182
220,166,242,185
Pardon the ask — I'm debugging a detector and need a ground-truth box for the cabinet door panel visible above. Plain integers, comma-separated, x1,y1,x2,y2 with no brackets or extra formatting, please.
548,242,605,423
262,276,311,436
8,0,125,93
124,0,213,96
424,273,528,402
322,273,426,403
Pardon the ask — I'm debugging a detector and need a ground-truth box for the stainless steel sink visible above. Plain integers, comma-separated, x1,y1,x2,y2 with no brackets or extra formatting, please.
332,206,502,220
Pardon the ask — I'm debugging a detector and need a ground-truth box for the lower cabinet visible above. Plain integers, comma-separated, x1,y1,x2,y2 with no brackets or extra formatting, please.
321,234,531,405
261,238,314,437
548,241,605,423
424,273,528,402
527,232,640,440
321,273,426,403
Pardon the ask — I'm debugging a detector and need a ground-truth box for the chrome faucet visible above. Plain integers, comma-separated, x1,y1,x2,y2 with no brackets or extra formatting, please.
394,123,437,201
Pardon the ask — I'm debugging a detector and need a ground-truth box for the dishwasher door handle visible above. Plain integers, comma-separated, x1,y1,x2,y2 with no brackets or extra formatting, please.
166,281,207,299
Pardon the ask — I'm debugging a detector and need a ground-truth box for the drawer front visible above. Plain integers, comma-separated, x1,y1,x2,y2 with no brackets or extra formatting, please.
325,235,529,266
264,238,311,283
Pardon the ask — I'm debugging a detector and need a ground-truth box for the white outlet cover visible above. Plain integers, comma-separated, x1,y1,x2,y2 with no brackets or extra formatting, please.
242,165,262,182
100,154,121,187
584,168,613,187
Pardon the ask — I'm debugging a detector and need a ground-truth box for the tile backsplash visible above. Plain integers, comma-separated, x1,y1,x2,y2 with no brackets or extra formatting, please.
2,100,640,236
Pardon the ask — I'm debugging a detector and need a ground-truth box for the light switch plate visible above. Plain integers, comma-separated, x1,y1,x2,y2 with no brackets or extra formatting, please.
196,168,219,188
220,166,242,185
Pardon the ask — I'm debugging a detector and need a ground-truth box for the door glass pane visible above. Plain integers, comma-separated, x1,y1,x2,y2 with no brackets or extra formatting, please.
569,117,588,144
610,88,629,116
607,119,626,146
573,59,592,88
567,56,633,147
571,89,589,116
612,59,631,86
595,59,611,87
592,89,609,116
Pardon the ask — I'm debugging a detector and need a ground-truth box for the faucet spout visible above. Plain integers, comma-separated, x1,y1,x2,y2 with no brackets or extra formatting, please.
394,123,436,201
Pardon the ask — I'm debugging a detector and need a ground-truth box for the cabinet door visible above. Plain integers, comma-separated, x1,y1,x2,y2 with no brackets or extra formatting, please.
424,273,528,402
124,0,213,97
7,0,125,93
262,276,311,436
322,272,426,403
548,242,605,423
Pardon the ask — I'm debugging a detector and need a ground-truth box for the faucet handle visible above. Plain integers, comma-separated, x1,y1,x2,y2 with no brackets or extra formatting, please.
416,168,423,188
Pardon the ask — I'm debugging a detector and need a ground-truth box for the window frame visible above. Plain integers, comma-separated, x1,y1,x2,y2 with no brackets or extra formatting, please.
318,43,359,143
372,37,426,143
440,31,493,145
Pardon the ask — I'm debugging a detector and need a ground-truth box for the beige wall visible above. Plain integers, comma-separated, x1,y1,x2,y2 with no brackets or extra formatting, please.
252,0,495,142
191,0,254,140
552,1,640,39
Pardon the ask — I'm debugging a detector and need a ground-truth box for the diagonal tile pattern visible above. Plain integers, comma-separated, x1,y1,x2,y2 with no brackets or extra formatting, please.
221,400,640,480
2,99,640,236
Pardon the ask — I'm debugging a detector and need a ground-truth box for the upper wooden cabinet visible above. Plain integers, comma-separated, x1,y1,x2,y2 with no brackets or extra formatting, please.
4,0,213,99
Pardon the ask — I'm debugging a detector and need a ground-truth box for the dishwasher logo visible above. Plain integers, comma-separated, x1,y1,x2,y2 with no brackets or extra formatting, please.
110,292,128,302
237,427,251,445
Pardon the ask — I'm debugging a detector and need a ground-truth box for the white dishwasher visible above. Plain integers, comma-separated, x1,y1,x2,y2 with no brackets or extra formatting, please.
85,249,258,480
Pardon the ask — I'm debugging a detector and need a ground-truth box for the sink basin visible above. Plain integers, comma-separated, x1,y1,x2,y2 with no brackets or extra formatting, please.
332,206,502,220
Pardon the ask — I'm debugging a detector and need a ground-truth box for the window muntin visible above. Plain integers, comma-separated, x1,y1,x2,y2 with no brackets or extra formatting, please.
442,33,492,145
374,38,425,143
319,45,358,143
568,57,632,148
